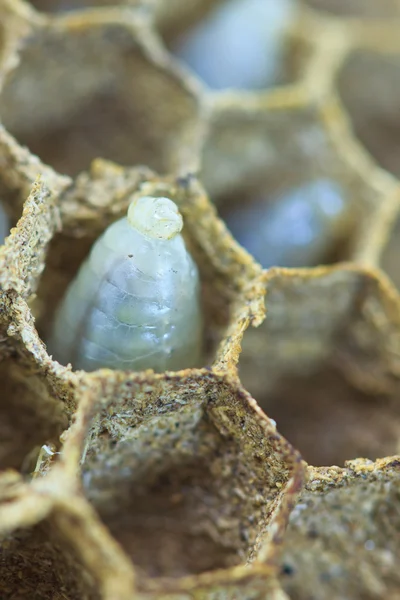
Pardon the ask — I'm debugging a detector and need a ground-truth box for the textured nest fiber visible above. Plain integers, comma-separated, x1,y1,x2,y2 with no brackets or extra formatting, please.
0,0,399,598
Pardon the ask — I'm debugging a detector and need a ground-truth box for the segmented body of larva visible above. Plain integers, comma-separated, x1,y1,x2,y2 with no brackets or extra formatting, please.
49,196,202,372
225,179,348,268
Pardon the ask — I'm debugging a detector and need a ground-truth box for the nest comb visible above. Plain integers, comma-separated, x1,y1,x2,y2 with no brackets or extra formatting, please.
0,0,399,598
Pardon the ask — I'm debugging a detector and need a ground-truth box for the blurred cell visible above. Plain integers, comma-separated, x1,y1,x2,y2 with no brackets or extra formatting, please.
0,16,201,177
381,212,400,291
304,0,400,18
28,0,130,11
0,203,9,245
338,50,400,178
224,179,348,268
171,0,294,90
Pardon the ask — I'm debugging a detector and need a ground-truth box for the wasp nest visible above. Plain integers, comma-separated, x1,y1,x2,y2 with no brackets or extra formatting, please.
0,0,400,599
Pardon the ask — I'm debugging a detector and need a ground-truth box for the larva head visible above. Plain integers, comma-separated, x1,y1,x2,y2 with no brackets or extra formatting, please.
127,196,183,240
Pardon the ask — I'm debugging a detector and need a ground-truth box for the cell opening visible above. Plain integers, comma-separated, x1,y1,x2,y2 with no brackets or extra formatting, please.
0,19,200,177
28,0,125,11
0,360,67,473
37,187,245,373
0,522,99,599
220,177,355,269
280,476,400,599
380,212,400,292
304,0,400,18
167,0,295,91
238,271,400,466
81,405,276,581
338,50,400,178
0,202,11,245
247,364,400,467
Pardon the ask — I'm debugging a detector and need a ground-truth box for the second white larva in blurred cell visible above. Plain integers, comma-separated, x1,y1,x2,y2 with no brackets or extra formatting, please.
225,179,349,268
48,196,203,373
172,0,294,90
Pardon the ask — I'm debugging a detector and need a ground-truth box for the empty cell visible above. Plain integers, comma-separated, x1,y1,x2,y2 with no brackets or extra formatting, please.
338,50,400,178
0,17,200,177
0,361,67,473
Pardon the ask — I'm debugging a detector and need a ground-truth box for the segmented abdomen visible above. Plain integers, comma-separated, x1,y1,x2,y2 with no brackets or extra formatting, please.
49,217,202,372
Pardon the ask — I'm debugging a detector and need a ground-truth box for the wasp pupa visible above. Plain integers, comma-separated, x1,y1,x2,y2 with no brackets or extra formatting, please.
49,196,203,372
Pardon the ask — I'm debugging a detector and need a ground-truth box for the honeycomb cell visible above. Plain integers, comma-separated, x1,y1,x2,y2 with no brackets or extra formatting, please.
0,524,98,599
170,0,294,90
0,360,67,473
154,0,227,44
85,417,252,578
49,195,203,372
0,203,9,244
223,178,349,269
0,473,136,600
238,267,400,466
0,185,75,475
0,126,70,215
28,0,130,11
211,100,388,267
1,0,400,597
62,369,303,594
280,459,400,599
338,48,400,178
303,0,400,18
39,171,262,370
202,97,382,242
253,367,400,467
0,11,203,178
381,213,400,293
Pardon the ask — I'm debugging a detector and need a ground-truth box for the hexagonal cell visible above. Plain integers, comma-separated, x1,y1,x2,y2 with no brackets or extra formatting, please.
86,418,252,578
0,522,98,599
208,101,381,267
168,0,295,91
64,370,302,591
0,3,34,86
28,0,128,11
280,460,400,599
380,211,400,291
222,178,353,269
37,173,261,372
0,126,70,215
338,49,400,178
238,267,400,466
203,98,378,208
0,202,10,244
0,179,61,300
0,11,202,177
0,469,136,599
303,0,400,18
154,0,222,40
0,359,67,473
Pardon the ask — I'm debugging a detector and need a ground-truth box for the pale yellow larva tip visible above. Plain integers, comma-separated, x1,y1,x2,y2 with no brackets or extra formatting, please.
127,195,183,240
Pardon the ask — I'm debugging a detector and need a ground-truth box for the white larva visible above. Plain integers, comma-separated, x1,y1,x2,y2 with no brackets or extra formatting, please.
225,179,348,268
172,0,294,90
48,196,203,372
